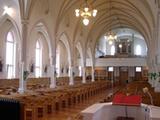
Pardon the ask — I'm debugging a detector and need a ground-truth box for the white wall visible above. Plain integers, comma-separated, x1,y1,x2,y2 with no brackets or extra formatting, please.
134,38,147,56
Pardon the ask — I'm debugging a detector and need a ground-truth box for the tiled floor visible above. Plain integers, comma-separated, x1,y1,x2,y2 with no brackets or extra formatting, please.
44,87,120,120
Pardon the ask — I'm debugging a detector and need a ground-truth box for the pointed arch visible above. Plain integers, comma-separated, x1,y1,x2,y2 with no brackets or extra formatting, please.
0,14,21,42
29,21,53,62
76,42,84,67
0,15,21,78
58,32,72,66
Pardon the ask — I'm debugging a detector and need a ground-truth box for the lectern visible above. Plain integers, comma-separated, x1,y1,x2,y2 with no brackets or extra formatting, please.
112,93,142,120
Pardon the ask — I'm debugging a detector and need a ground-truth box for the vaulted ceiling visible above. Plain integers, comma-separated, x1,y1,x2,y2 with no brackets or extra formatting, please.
0,0,158,56
45,0,157,47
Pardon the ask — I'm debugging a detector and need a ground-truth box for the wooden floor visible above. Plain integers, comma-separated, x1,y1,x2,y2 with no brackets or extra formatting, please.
42,87,119,120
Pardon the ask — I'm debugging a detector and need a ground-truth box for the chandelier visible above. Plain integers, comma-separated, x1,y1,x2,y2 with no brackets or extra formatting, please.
104,31,117,45
75,0,98,26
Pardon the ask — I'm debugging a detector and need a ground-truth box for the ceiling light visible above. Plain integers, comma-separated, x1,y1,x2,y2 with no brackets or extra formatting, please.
75,0,98,26
109,40,113,45
104,35,107,39
3,6,13,16
106,31,117,45
83,18,89,26
119,44,122,48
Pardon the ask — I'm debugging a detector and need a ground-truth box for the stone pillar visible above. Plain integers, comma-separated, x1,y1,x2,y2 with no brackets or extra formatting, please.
69,66,74,85
18,20,28,94
49,65,56,88
18,62,26,93
82,66,86,83
114,42,117,55
91,66,95,82
63,66,67,76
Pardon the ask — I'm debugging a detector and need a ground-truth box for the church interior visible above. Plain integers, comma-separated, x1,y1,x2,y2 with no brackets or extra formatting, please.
0,0,160,120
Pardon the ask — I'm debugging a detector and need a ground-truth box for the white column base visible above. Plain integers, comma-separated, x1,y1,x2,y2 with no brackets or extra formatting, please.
82,80,86,84
18,88,25,94
82,67,86,84
50,83,56,88
18,62,26,94
49,65,56,88
69,79,74,85
69,66,74,85
91,67,95,82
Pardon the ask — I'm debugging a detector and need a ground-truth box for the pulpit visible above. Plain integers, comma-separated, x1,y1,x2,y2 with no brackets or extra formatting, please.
112,93,142,120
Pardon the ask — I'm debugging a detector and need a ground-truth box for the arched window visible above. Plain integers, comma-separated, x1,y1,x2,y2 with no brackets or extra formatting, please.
111,45,115,55
35,40,42,77
6,31,16,78
135,45,141,55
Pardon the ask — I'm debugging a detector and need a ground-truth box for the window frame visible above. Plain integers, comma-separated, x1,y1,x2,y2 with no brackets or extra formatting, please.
5,31,16,78
35,40,42,77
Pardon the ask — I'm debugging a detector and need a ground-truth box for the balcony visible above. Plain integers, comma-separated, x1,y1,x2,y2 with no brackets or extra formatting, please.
85,56,147,67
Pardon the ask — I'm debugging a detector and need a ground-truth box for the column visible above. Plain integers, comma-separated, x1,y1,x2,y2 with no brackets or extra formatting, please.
49,65,56,88
69,66,74,85
18,20,28,94
82,66,86,83
115,42,118,55
131,34,134,56
147,61,152,85
18,62,26,93
63,66,67,76
91,66,95,82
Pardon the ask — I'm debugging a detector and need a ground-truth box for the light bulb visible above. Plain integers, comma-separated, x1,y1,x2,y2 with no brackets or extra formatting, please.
108,35,113,40
92,9,97,17
114,35,117,39
104,35,107,39
119,44,122,48
3,6,13,16
83,18,89,26
109,40,113,45
75,9,80,13
75,9,80,17
75,12,80,17
84,7,89,12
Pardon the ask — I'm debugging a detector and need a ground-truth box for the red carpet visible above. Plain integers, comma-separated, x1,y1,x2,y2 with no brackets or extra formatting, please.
112,93,142,106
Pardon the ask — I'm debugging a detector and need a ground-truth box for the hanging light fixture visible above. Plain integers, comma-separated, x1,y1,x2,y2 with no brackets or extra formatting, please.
3,6,13,16
104,0,117,45
75,0,98,26
105,31,117,45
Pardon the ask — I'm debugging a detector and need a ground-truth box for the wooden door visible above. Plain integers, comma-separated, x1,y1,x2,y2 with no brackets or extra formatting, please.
120,71,128,85
108,72,114,81
135,72,142,81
